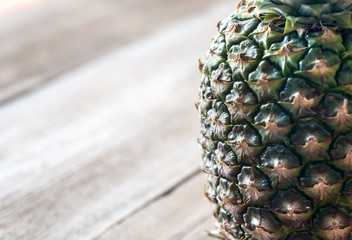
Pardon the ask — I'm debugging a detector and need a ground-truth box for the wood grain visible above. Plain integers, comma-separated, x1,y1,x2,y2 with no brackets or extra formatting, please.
0,0,232,103
97,173,215,240
0,2,234,239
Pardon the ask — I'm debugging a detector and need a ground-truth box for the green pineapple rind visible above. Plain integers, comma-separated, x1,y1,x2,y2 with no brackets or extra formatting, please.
198,1,352,239
255,0,352,31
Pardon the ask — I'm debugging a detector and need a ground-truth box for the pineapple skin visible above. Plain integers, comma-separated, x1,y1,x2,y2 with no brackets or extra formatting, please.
198,1,352,239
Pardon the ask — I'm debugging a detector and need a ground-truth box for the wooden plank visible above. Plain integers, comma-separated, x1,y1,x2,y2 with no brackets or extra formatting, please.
96,173,215,240
0,2,234,239
0,0,232,103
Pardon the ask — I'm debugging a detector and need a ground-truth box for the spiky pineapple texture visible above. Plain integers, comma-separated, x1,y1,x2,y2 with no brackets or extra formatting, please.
197,0,352,239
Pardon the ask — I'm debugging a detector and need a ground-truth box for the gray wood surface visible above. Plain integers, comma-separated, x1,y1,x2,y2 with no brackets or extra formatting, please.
0,0,235,239
98,174,214,240
0,0,230,103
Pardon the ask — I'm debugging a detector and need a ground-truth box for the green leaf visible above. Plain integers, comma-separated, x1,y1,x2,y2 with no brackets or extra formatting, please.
330,11,352,28
262,13,280,23
284,17,303,34
299,3,331,17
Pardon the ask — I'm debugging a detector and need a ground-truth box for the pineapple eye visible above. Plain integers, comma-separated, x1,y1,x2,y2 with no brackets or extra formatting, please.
241,175,254,186
313,206,352,240
285,204,293,211
305,135,317,142
272,158,280,167
250,217,260,226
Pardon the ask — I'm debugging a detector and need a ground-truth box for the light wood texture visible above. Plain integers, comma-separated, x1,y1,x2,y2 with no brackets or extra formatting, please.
97,174,215,240
0,0,229,103
0,1,235,239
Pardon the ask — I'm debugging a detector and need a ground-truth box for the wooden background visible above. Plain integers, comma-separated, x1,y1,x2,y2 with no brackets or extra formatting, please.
0,0,236,239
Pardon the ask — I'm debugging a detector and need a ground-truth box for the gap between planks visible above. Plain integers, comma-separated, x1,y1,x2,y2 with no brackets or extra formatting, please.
96,168,202,239
96,173,215,240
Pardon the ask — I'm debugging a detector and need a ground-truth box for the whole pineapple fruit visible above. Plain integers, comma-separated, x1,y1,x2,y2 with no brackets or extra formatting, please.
197,0,352,239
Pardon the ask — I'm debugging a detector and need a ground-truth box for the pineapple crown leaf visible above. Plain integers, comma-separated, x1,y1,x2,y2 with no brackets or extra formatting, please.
253,0,352,29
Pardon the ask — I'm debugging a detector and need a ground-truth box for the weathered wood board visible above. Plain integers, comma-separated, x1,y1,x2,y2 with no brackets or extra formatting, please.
0,1,235,239
97,174,215,240
0,0,231,103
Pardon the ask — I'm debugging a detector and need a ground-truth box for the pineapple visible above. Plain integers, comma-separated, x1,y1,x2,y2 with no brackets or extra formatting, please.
197,0,352,239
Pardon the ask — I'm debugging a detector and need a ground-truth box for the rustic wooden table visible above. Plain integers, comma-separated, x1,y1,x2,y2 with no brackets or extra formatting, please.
0,0,236,239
